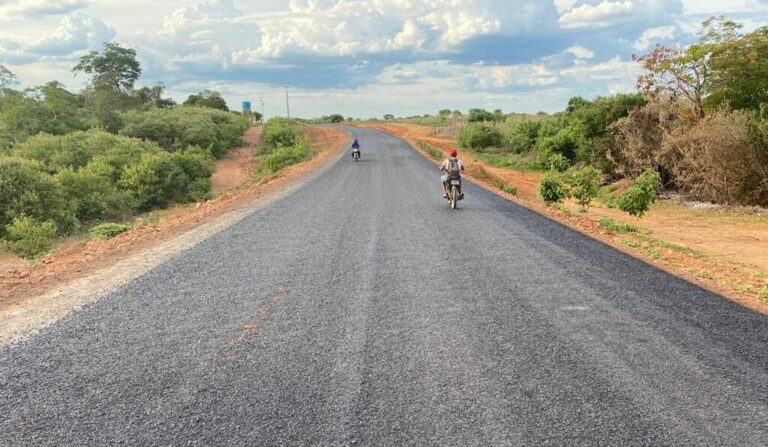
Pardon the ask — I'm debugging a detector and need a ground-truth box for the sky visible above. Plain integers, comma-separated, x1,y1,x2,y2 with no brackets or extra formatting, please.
1,0,767,118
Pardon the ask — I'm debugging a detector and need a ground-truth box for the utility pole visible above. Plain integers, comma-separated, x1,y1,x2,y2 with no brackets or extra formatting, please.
285,84,290,118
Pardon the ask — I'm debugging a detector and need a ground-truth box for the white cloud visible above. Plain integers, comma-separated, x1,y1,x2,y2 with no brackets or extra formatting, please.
27,13,115,56
559,0,683,29
566,45,595,59
633,26,676,51
0,0,90,19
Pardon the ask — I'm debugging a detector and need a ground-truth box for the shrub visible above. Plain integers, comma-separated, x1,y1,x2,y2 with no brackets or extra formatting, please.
0,157,76,236
566,167,602,212
540,174,568,205
500,119,541,153
119,152,188,210
665,110,768,206
56,161,135,221
499,184,518,195
538,125,584,161
120,107,248,158
458,123,502,150
262,117,300,148
535,151,570,172
13,130,161,175
618,168,662,217
260,140,311,173
4,215,57,259
89,222,133,240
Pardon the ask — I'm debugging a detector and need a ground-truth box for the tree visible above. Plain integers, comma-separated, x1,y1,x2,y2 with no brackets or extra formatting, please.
0,65,18,91
183,90,229,111
493,109,504,123
468,108,494,123
384,114,395,120
135,85,176,109
438,109,452,120
451,110,463,118
327,114,344,123
635,44,709,118
707,26,768,111
634,17,744,119
73,42,142,93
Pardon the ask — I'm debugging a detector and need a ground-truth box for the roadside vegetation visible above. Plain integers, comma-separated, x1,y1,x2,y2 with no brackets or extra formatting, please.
401,18,768,217
0,43,249,259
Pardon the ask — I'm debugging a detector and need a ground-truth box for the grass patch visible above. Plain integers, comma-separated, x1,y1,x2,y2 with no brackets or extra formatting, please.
419,142,444,160
697,269,715,280
498,183,518,196
621,239,641,248
736,283,754,293
599,217,638,234
597,184,622,208
89,223,133,241
759,287,768,304
469,150,532,171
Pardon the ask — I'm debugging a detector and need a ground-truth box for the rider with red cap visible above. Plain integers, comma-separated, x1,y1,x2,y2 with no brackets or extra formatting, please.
440,149,465,198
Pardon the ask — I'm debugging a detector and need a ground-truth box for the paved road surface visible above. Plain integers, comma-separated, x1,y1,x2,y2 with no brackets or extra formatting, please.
1,128,767,446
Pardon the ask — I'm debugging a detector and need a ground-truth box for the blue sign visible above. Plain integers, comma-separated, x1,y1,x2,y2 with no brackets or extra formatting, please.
242,101,252,112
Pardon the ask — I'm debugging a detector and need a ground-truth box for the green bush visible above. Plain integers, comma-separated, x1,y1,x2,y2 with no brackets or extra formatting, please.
540,174,568,205
0,157,76,236
500,119,541,152
89,222,133,240
56,161,136,221
535,151,570,172
13,130,160,175
3,215,57,259
618,168,662,217
566,167,603,212
262,117,300,148
458,123,502,150
120,107,248,158
119,152,189,210
260,140,311,173
538,125,584,161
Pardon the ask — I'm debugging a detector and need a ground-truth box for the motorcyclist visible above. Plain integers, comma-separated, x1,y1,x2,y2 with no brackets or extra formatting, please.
351,138,361,158
440,149,464,198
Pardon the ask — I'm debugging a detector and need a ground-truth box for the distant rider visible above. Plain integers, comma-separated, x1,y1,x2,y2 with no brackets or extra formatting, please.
351,138,360,158
440,149,465,198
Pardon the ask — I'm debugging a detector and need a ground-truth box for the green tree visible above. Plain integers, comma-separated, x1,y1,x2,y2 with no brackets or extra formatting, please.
707,26,768,111
0,65,18,91
183,90,229,111
468,108,494,123
73,42,142,93
438,109,452,120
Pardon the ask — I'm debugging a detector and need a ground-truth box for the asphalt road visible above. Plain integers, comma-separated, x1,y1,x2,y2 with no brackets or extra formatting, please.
1,128,767,446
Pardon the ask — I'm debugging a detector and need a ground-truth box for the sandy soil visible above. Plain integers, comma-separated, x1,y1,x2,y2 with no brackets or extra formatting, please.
0,126,350,349
360,122,768,314
211,126,262,193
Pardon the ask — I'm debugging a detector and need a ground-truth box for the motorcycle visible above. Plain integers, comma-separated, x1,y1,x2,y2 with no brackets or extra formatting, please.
352,148,361,161
443,172,463,209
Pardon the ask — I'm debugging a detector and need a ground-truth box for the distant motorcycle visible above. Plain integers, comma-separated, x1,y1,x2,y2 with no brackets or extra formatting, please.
443,172,463,209
352,148,361,161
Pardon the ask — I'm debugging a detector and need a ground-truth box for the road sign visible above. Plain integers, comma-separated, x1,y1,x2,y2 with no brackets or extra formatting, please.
242,101,252,113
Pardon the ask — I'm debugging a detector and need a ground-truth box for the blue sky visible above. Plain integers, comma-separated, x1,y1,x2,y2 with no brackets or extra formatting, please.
1,0,767,118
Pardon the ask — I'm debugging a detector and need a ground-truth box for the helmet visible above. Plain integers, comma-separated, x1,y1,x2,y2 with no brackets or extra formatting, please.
450,149,458,157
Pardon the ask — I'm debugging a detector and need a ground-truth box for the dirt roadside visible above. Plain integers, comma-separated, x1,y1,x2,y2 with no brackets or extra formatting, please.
359,122,768,315
0,126,351,349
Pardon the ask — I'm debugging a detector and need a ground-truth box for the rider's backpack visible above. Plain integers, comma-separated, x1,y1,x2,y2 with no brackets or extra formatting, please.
448,158,460,172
